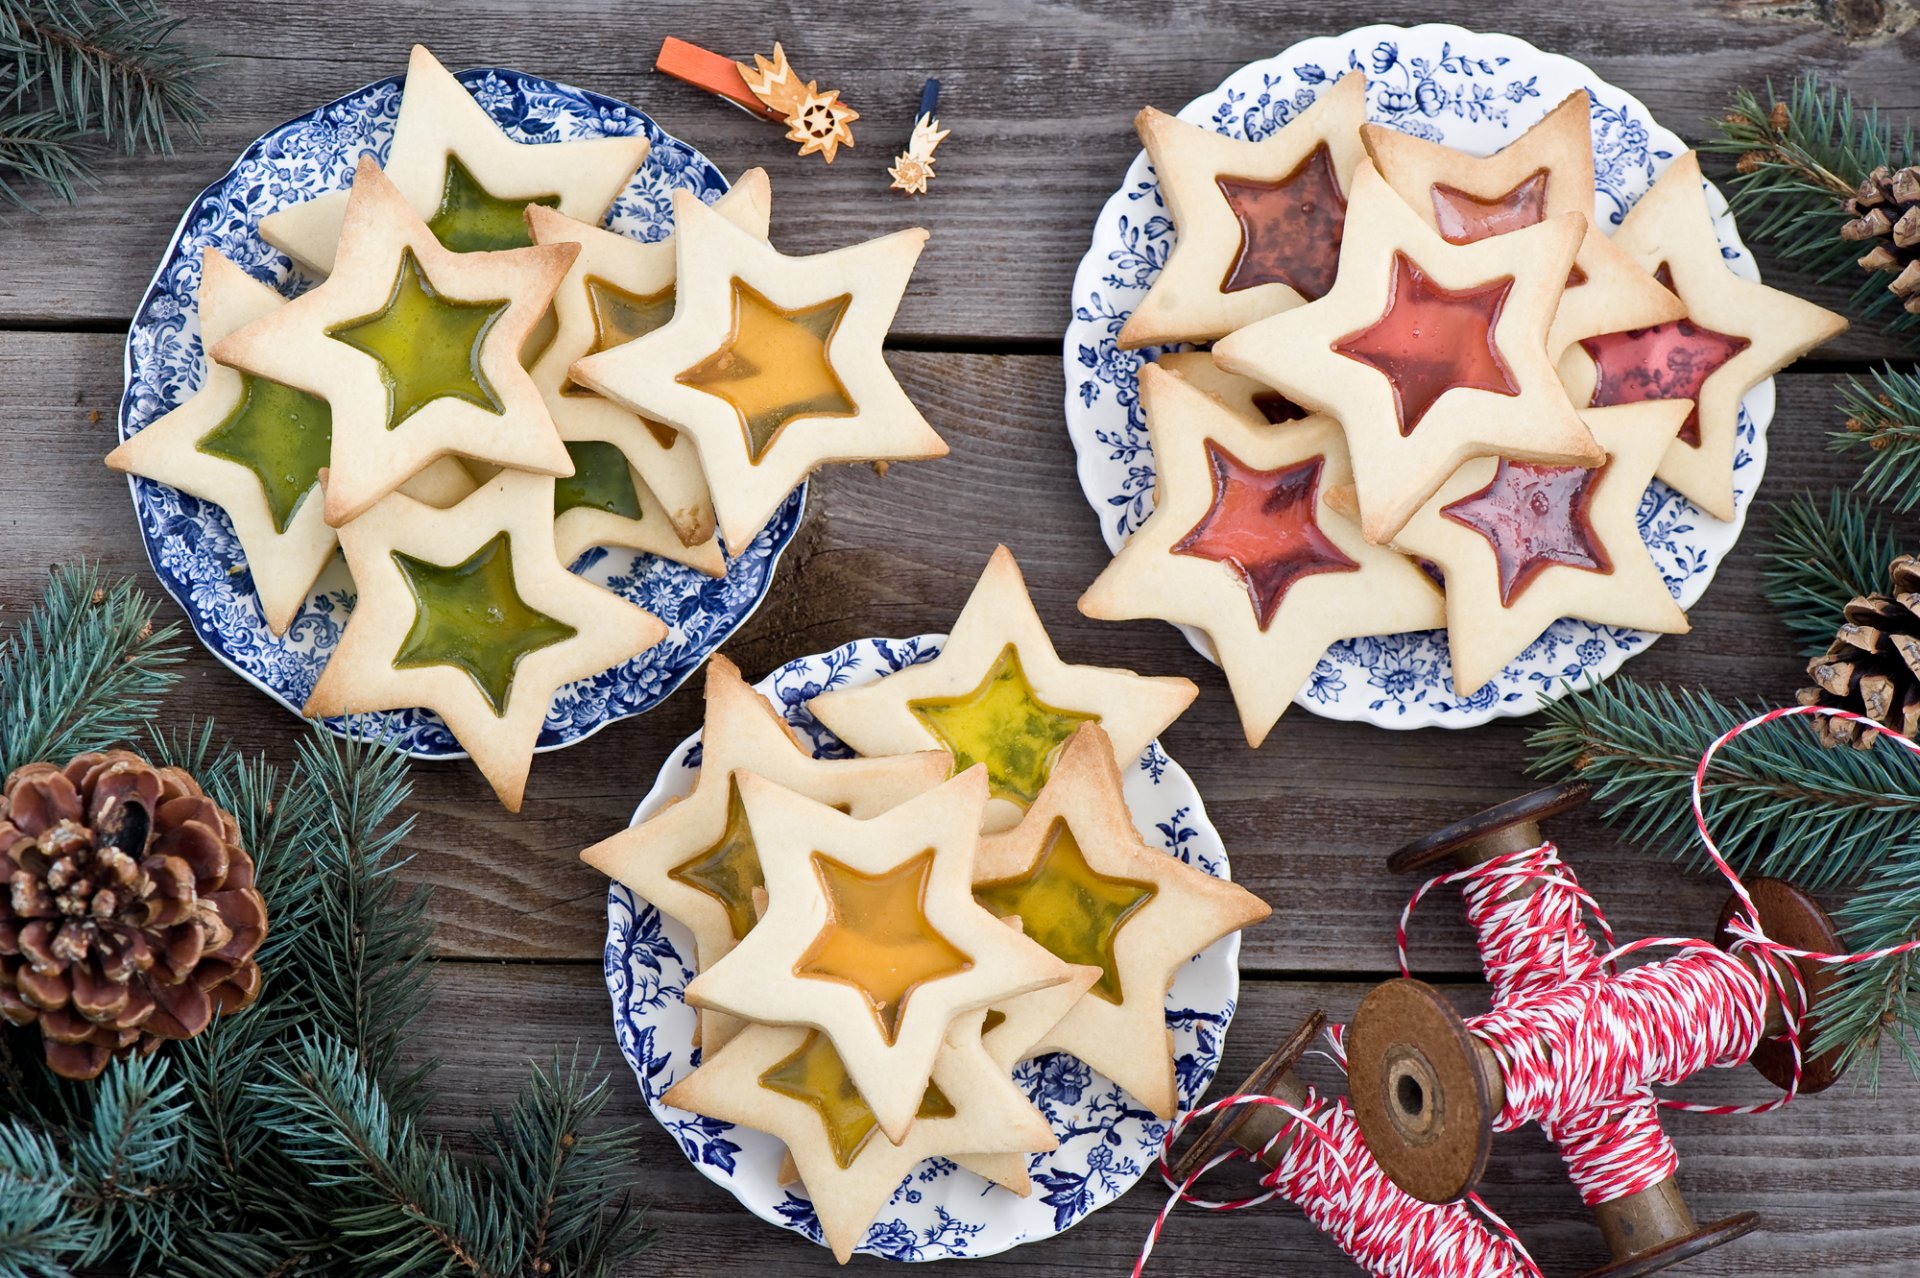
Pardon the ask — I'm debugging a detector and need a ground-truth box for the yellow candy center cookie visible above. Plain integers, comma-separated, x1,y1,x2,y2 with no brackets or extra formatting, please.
197,373,333,534
795,850,972,1043
668,777,762,943
329,249,510,431
975,818,1155,1005
428,155,559,253
908,645,1095,808
390,531,577,714
759,1030,955,1169
677,279,856,461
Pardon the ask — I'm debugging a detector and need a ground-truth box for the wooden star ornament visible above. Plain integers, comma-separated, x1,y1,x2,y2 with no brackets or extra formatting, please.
580,653,949,1053
1363,401,1693,697
683,768,1072,1142
1079,364,1444,747
569,190,945,552
1119,73,1368,349
303,468,667,811
1213,161,1602,545
1560,150,1848,521
807,545,1197,830
1361,90,1687,362
212,156,578,529
526,170,773,550
261,44,650,276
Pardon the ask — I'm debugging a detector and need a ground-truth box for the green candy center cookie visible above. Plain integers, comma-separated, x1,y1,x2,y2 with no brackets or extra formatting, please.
428,155,559,253
553,440,643,522
391,531,576,715
329,248,509,431
907,644,1094,808
974,818,1155,1005
667,778,761,943
197,373,333,534
758,1030,954,1170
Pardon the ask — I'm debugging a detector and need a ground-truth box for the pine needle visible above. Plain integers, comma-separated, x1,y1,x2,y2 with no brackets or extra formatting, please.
1760,489,1908,658
1836,366,1920,515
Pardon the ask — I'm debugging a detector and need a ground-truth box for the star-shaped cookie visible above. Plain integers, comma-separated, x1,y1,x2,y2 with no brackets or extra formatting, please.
526,169,773,549
261,44,650,276
1079,364,1445,747
1560,150,1848,520
1362,90,1686,362
806,545,1197,831
546,447,726,576
976,723,1269,1118
1212,161,1601,545
1364,402,1692,697
666,1009,1057,1263
569,190,945,551
213,156,578,528
580,653,949,1052
1119,73,1369,349
303,468,666,811
683,768,1070,1142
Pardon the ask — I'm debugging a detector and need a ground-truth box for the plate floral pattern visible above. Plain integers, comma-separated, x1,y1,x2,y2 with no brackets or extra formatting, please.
1064,24,1766,729
603,636,1242,1261
116,66,804,757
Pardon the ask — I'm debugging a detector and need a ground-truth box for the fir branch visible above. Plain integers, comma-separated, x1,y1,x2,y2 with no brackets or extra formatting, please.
0,0,214,154
1835,365,1920,514
1760,489,1908,658
1530,677,1920,1077
0,1121,84,1278
0,561,182,776
1706,76,1918,335
0,108,88,205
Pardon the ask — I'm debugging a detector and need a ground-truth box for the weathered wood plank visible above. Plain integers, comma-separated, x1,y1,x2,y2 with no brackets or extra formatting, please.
2,331,1907,975
0,1,1913,356
408,963,1920,1276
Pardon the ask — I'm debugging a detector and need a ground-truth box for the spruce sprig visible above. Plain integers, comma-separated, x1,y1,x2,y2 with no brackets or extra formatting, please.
1836,365,1920,514
1529,677,1920,1071
1760,490,1907,658
1707,76,1918,335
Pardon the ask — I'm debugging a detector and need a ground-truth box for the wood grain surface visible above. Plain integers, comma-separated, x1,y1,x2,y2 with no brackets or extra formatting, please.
3,2,1917,1273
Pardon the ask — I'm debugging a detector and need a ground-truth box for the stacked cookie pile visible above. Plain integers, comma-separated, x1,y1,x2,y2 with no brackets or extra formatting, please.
586,547,1268,1262
1082,78,1848,746
109,46,945,809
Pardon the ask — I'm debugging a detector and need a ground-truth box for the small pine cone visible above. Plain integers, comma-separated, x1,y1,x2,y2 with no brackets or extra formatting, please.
1843,164,1920,315
0,750,267,1079
1799,556,1920,750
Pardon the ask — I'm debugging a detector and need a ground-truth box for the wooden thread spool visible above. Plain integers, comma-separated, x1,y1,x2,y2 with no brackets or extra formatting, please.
1172,1010,1328,1185
1348,784,1849,1277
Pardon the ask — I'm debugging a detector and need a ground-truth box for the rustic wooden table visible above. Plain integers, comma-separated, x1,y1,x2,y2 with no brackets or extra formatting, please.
5,1,1918,1273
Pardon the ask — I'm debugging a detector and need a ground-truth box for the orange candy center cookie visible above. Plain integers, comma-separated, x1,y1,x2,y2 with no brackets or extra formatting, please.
795,850,973,1043
678,278,856,460
1333,251,1519,437
975,818,1154,1005
1173,443,1357,630
1442,459,1615,606
1216,143,1347,301
1578,265,1750,448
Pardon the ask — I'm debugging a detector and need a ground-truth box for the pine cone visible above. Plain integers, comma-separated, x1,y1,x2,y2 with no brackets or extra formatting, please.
1842,164,1920,315
1798,556,1920,750
0,751,267,1079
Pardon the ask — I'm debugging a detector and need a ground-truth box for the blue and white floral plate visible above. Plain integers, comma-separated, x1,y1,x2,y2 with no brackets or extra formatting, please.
605,636,1240,1261
116,66,803,757
1065,24,1765,729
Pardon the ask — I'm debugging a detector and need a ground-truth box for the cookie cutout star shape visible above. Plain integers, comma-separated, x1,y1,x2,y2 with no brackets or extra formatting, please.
806,545,1197,831
580,653,949,1053
303,468,666,811
1119,73,1368,349
1361,90,1686,362
666,1009,1057,1263
213,156,578,528
1213,161,1602,545
569,189,946,551
261,45,649,276
1079,364,1444,747
1366,402,1692,696
1560,150,1848,520
684,768,1070,1142
975,723,1269,1118
527,169,773,550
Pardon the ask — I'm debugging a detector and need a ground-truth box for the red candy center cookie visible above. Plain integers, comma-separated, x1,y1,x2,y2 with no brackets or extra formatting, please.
1216,144,1347,300
1442,459,1615,606
1174,443,1358,630
1578,265,1750,448
1429,169,1586,286
1334,252,1520,437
